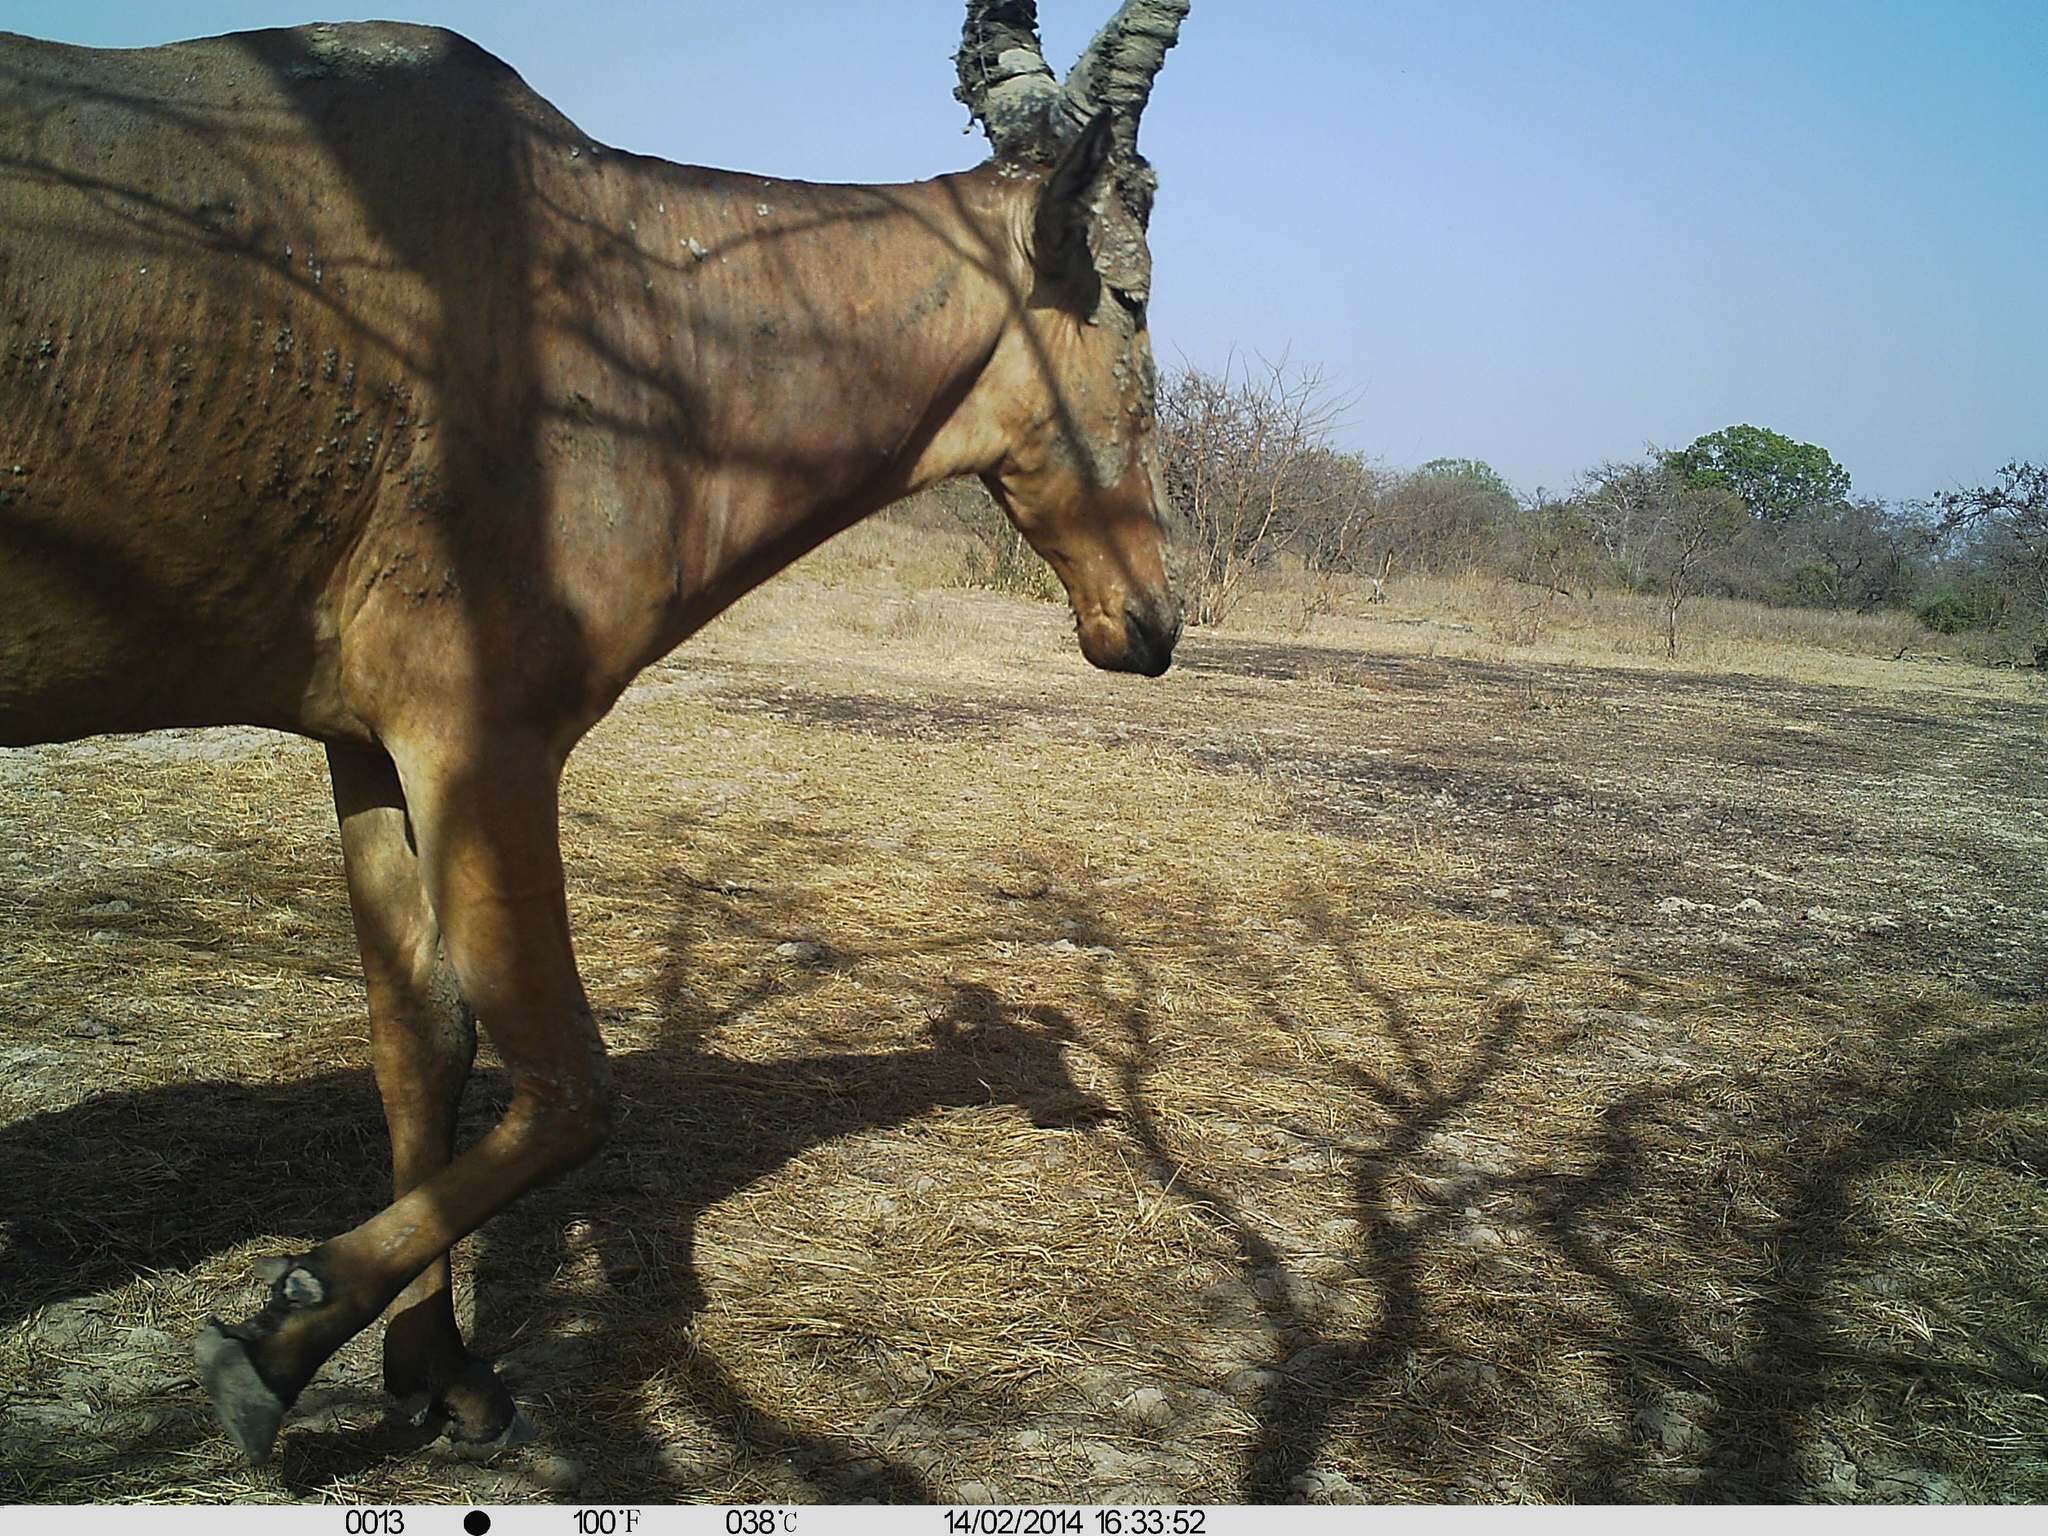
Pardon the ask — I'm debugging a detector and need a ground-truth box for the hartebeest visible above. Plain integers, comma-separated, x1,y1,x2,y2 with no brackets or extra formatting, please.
0,1,1188,1460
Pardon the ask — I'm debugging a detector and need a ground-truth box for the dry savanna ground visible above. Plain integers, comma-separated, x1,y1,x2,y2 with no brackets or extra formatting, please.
2,520,2044,1504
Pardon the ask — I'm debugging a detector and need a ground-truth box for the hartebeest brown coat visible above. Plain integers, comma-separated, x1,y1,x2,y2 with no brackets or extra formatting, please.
0,1,1187,1460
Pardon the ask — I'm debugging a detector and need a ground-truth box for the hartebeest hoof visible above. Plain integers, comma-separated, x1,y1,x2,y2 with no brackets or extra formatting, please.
441,1361,524,1447
193,1322,289,1463
443,1406,539,1460
394,1357,524,1450
192,1255,341,1460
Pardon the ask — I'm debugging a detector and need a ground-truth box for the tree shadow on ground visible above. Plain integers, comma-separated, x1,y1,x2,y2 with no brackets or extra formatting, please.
1044,875,1560,1501
1068,868,2048,1502
5,786,2043,1502
1527,997,2048,1502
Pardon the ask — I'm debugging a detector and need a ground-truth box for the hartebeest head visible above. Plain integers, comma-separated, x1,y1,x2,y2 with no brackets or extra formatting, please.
955,0,1188,676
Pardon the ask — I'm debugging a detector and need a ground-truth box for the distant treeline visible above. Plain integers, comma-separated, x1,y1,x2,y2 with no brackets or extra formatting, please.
1142,359,2045,663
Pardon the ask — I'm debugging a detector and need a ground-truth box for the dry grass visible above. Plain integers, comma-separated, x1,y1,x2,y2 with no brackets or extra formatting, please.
2,534,2044,1505
844,513,2013,691
783,516,989,599
1218,568,1995,692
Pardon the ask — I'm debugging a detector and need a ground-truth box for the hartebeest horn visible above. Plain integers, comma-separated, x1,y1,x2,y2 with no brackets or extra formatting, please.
957,1,1188,301
957,1,1189,175
1059,0,1190,170
955,0,1066,160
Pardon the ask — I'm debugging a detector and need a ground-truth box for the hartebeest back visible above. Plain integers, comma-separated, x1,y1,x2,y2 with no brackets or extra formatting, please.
0,2,1187,1462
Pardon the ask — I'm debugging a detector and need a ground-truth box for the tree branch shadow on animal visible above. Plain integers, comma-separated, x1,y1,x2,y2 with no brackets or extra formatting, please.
7,2,1192,1464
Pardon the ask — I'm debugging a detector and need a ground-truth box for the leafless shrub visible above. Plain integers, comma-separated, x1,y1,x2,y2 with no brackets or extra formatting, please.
1572,460,1749,657
1653,484,1749,658
1577,460,1664,591
1156,356,1362,626
1925,462,2048,665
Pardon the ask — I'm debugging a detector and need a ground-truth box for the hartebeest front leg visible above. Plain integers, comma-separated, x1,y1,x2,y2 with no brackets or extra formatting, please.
326,743,521,1445
196,735,612,1461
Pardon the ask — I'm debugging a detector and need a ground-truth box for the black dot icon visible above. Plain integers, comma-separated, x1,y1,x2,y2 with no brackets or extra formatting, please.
463,1513,491,1536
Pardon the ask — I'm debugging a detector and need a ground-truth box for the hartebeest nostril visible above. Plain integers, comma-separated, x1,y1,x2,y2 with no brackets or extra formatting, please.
1124,599,1181,677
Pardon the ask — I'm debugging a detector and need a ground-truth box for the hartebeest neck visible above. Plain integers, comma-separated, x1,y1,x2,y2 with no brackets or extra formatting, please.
551,151,1038,643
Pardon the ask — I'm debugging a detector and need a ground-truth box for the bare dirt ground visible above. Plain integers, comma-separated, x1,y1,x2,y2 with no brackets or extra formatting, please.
2,580,2044,1504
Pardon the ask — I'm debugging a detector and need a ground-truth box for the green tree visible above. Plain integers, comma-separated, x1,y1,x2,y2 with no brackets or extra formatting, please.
1417,457,1515,500
1382,459,1518,574
1666,424,1851,523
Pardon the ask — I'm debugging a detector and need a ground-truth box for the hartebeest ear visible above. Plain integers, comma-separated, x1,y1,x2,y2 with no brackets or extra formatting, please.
1031,110,1117,308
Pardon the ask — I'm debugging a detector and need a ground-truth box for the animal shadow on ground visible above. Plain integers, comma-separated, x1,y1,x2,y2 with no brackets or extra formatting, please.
0,980,1111,1499
455,982,1115,1501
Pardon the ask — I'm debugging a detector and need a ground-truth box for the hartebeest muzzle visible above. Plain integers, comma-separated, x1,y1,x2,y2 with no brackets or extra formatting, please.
1093,592,1181,676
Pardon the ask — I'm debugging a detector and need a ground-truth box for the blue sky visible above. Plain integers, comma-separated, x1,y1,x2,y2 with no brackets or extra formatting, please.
14,1,2044,503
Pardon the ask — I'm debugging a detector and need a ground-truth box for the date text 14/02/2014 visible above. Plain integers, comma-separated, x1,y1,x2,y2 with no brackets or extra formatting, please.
944,1512,1208,1536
